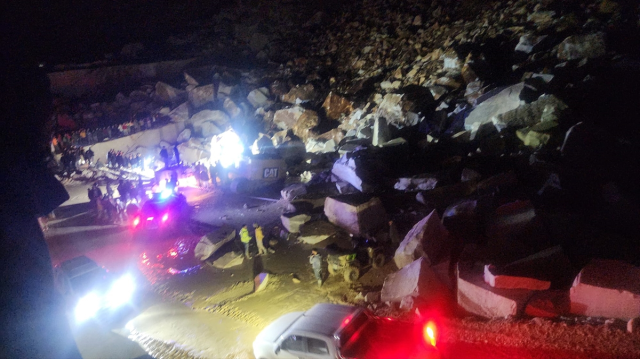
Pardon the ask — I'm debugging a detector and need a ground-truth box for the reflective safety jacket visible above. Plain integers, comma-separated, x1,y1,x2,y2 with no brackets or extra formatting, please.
240,227,252,243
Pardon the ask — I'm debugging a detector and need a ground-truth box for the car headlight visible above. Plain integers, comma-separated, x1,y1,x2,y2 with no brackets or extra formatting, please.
106,274,136,308
75,292,101,322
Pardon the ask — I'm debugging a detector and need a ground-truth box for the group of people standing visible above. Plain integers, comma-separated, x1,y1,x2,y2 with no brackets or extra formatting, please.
52,114,166,150
239,223,275,259
87,178,144,224
107,150,143,170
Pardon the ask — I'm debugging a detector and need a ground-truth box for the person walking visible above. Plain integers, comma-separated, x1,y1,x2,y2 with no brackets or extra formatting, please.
239,224,252,258
173,145,181,165
160,146,169,168
309,249,323,287
253,223,267,255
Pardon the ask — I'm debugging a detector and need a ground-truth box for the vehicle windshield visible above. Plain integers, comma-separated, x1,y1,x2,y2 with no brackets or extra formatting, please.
338,311,370,348
69,267,106,294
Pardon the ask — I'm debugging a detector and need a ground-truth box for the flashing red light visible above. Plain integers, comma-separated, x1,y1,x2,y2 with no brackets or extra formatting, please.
343,317,351,326
133,217,140,227
161,213,169,222
169,249,178,258
424,321,437,347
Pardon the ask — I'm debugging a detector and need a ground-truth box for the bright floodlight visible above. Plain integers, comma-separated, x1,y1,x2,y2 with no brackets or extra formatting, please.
160,188,173,199
75,292,101,322
106,274,135,308
210,130,244,168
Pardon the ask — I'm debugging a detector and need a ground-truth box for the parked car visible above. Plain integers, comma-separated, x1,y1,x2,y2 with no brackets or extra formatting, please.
253,303,439,359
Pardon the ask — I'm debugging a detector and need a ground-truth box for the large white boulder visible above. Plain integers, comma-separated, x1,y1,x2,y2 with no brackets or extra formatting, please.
194,227,237,261
201,121,222,138
324,195,387,236
247,87,270,108
394,210,450,269
557,32,606,61
273,106,305,131
570,259,640,320
188,84,214,108
457,264,536,318
190,110,229,135
168,102,190,122
381,257,447,303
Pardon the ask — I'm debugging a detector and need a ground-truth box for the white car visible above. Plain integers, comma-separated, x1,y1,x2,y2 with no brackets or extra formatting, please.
253,303,440,359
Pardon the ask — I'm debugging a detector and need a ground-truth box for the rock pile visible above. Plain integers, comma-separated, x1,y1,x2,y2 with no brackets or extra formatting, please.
53,0,640,324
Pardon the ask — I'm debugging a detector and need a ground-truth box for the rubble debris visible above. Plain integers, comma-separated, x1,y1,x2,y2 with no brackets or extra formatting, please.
273,106,305,131
458,264,536,318
282,84,315,104
331,149,395,192
190,110,230,134
464,83,524,139
557,33,606,61
291,109,319,141
372,116,390,147
168,102,189,122
177,128,191,143
365,291,381,303
194,227,237,261
394,175,438,192
280,212,312,233
460,168,481,182
442,200,479,243
395,209,450,269
247,87,271,108
155,81,186,103
477,172,518,193
570,259,640,320
484,265,551,291
515,35,547,54
188,84,215,108
525,291,570,318
493,95,567,132
322,92,353,120
487,200,536,239
281,183,307,201
416,181,477,209
212,251,244,269
381,258,446,304
298,220,339,244
324,194,387,236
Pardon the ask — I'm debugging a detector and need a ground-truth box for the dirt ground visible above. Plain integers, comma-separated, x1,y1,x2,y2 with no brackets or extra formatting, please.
51,181,640,359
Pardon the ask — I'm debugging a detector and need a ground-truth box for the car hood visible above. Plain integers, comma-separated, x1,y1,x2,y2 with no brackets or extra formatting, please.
255,311,304,343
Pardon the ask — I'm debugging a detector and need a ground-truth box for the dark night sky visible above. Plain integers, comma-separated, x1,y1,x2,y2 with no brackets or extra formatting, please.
1,0,222,65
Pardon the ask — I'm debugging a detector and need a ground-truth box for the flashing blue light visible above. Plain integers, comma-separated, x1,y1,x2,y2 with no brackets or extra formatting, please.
160,189,173,199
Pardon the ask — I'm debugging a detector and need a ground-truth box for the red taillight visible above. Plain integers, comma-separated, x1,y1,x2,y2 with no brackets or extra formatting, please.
133,217,140,227
424,321,437,347
161,213,169,222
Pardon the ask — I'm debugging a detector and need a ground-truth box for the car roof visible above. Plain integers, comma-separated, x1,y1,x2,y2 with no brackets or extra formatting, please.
59,256,101,279
288,304,362,338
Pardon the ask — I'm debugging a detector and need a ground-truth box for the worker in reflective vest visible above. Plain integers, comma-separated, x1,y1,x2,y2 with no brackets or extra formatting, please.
240,224,252,258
